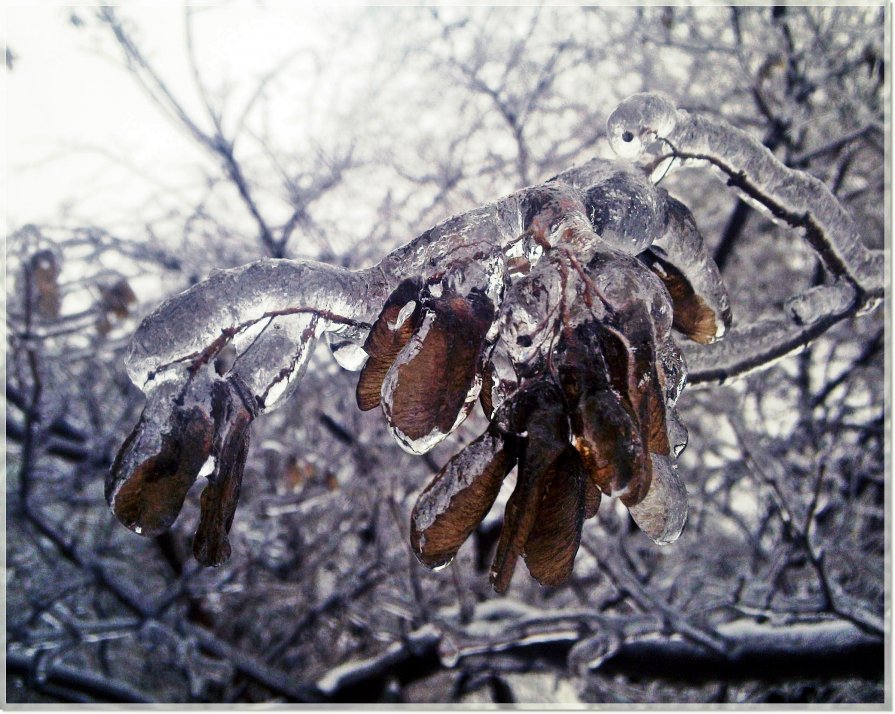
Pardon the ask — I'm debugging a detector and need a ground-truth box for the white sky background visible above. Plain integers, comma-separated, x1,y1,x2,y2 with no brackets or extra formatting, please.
4,3,367,230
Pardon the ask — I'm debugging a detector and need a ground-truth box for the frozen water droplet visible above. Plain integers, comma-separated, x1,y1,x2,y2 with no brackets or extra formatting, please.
657,336,687,405
606,93,678,160
327,332,369,371
667,408,689,457
628,454,688,545
390,300,418,330
198,455,216,478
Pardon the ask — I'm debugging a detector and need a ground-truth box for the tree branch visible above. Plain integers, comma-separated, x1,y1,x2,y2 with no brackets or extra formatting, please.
597,619,882,683
608,93,884,296
7,651,155,703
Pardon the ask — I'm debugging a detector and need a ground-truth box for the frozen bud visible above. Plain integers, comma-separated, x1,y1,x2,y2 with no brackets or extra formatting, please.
607,92,679,160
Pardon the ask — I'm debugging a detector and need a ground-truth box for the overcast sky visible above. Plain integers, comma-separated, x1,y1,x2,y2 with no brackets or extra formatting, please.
5,3,356,229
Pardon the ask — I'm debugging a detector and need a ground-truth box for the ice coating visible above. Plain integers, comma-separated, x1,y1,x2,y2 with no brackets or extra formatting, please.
608,93,884,295
626,453,688,545
111,100,761,576
229,311,324,410
587,248,672,325
485,344,519,414
500,255,564,369
784,283,857,327
647,194,731,343
412,432,505,539
125,259,387,387
684,308,847,387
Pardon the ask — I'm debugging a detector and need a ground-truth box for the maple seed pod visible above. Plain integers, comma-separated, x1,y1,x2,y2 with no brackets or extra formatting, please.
640,196,732,345
192,428,250,567
192,377,257,567
107,405,214,538
599,310,670,457
522,446,587,588
411,430,513,570
490,383,571,593
575,388,649,504
382,289,495,444
356,278,423,411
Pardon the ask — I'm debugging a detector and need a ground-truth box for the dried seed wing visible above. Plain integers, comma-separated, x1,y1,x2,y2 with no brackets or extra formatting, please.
601,307,670,456
192,428,250,567
411,431,514,569
490,466,542,594
383,291,495,450
627,453,688,545
479,361,496,418
490,387,568,592
192,379,255,567
575,389,651,506
107,404,214,538
356,279,423,411
641,195,732,345
584,476,602,520
522,447,586,587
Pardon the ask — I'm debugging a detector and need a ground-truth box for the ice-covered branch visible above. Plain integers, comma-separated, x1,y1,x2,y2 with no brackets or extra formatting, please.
126,260,386,389
684,285,857,386
109,94,881,585
607,93,884,298
309,615,881,701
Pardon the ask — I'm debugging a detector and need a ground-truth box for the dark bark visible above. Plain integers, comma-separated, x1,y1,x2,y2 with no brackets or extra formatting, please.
598,622,882,684
312,619,882,701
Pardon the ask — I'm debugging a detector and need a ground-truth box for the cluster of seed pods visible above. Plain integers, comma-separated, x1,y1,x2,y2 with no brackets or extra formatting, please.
372,177,730,591
107,140,731,590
